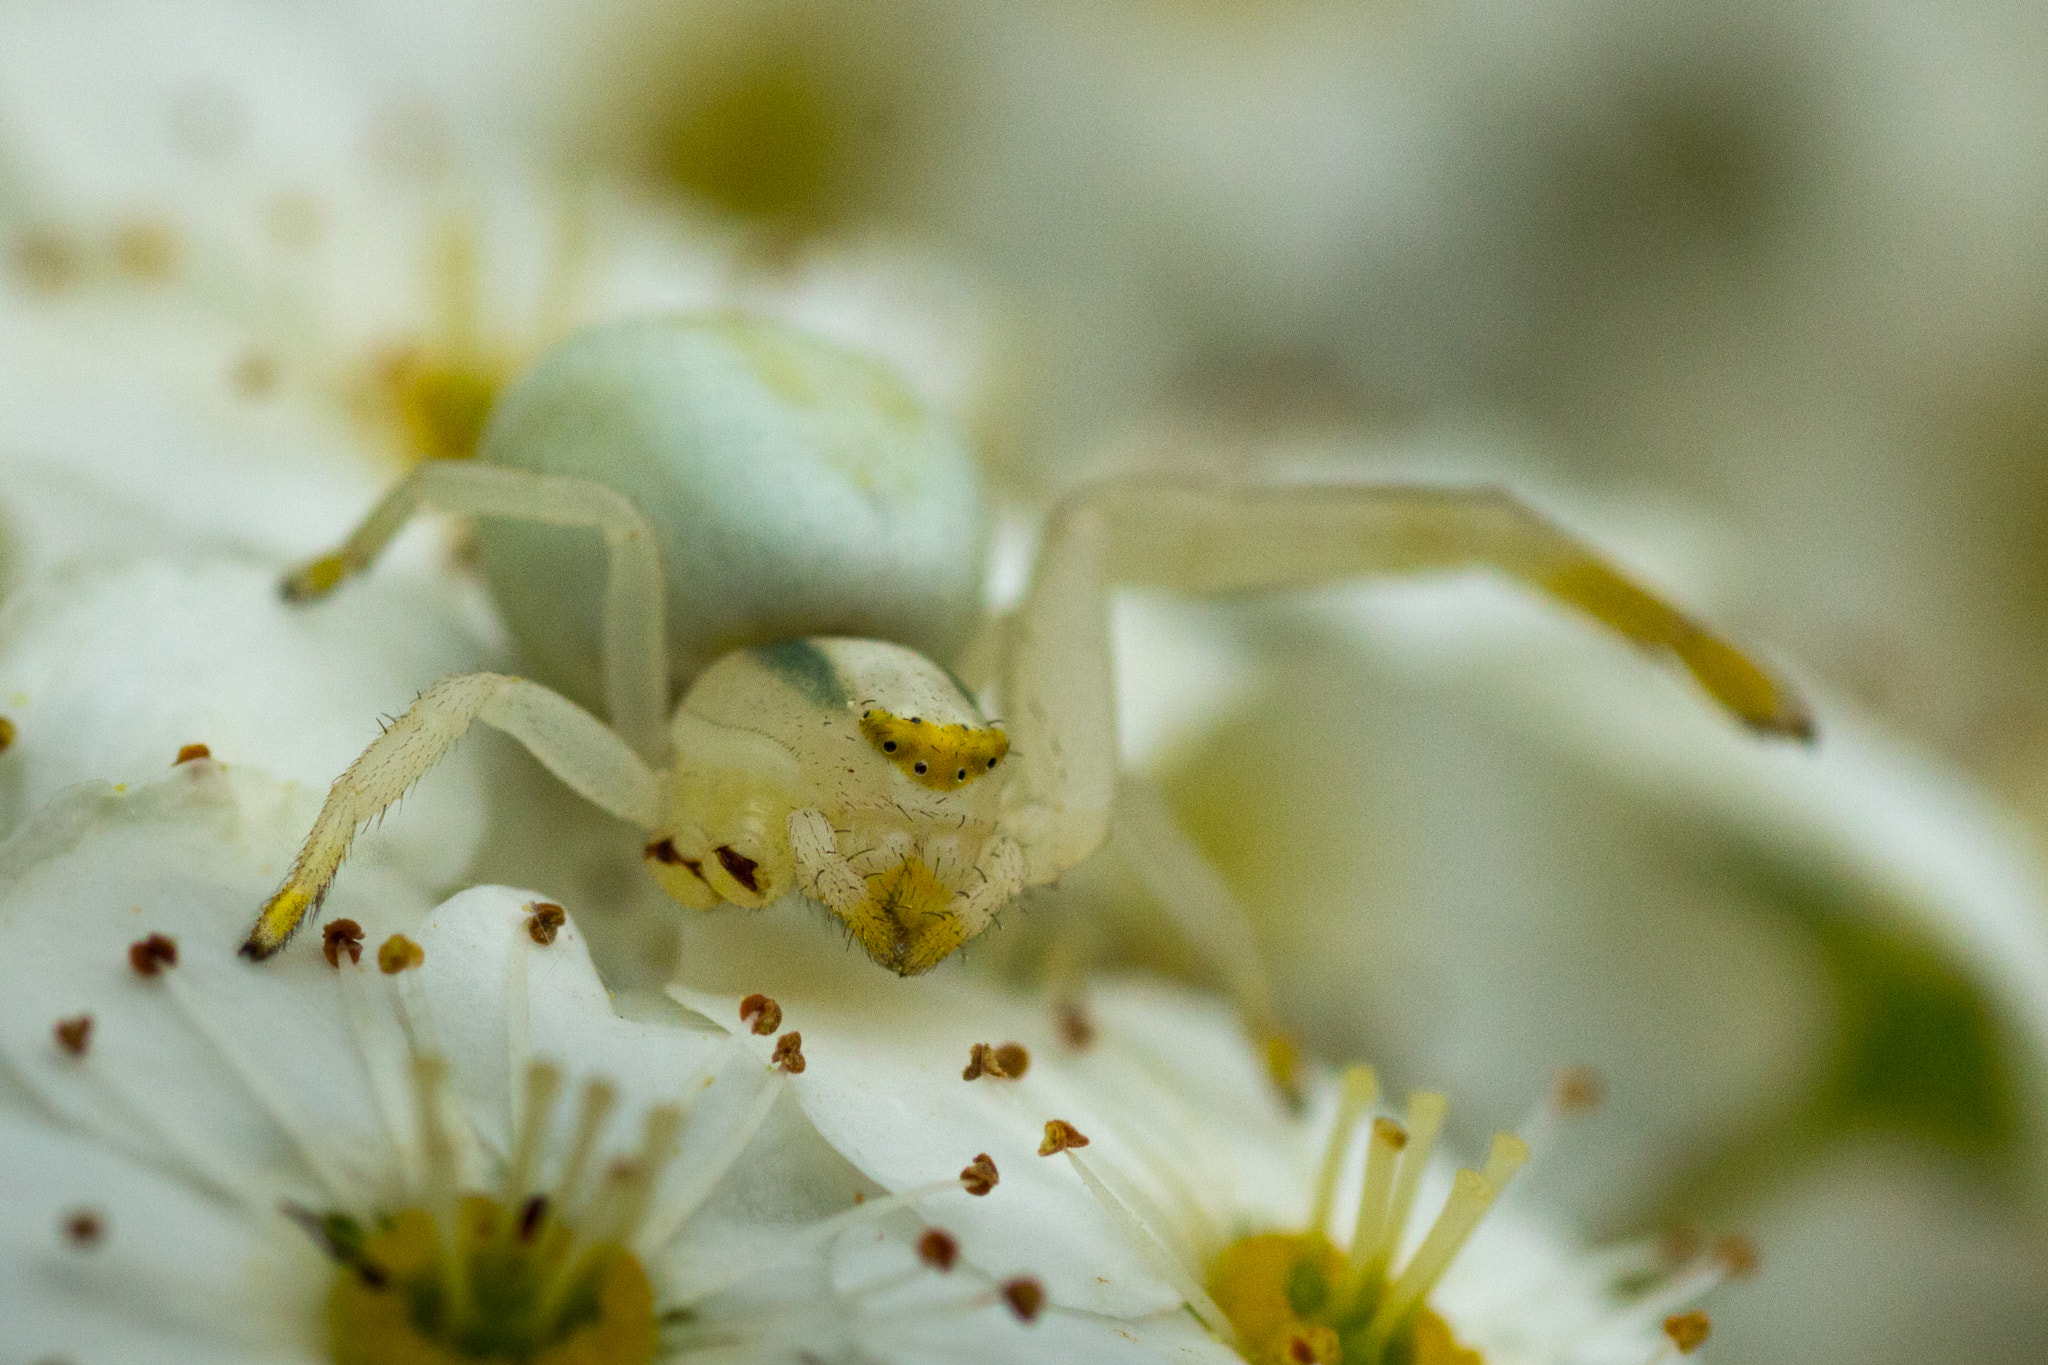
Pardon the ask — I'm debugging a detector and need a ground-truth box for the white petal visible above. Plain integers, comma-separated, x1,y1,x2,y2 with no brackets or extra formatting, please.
0,766,431,1206
415,884,740,1156
414,883,887,1273
0,1109,322,1365
1711,1139,2048,1365
671,976,1206,1321
877,1300,1238,1365
0,558,498,890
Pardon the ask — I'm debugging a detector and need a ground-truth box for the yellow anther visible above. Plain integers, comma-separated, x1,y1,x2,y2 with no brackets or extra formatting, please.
378,934,426,974
858,708,1008,791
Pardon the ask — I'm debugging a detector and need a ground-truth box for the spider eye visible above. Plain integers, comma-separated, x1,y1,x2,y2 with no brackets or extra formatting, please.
883,741,897,752
956,768,967,780
914,761,928,775
986,757,998,769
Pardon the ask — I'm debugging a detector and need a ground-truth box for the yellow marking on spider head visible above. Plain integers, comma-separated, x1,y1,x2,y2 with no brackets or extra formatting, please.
839,856,966,976
858,709,1008,791
243,886,313,960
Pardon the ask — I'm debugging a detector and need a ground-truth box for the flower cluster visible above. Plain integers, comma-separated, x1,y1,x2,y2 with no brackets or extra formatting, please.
7,7,2048,1365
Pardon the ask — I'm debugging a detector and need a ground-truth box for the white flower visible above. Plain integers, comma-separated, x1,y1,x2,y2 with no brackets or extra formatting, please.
0,0,1008,609
0,554,500,892
0,764,1098,1364
673,972,1738,1365
1125,531,2048,1363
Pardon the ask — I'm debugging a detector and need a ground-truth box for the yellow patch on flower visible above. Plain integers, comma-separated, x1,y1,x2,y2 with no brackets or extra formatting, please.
377,347,509,464
326,1197,656,1365
1205,1228,1488,1365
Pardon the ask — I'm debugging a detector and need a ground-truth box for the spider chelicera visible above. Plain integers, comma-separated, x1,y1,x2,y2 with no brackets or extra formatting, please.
241,313,1811,1050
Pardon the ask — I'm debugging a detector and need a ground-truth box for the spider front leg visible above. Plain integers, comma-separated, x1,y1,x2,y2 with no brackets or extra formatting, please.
242,672,662,958
279,461,671,760
996,477,1812,1074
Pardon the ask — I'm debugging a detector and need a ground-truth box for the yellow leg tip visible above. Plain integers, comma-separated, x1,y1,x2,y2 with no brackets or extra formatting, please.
280,554,351,603
1676,634,1817,744
242,887,312,960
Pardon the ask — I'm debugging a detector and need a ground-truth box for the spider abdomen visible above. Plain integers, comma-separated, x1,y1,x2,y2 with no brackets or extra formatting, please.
474,315,990,711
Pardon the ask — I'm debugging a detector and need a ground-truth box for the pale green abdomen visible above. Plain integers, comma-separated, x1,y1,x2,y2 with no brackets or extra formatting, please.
473,315,989,713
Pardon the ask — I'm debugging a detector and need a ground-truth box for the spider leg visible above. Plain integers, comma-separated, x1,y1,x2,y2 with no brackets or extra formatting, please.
1109,778,1300,1097
242,672,661,959
281,462,670,761
999,477,1811,888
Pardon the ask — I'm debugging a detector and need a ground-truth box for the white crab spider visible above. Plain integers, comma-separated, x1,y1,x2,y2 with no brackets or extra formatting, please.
242,315,1811,1030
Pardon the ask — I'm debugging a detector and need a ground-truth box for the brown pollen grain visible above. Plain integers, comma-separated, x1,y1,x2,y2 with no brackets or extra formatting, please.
54,1014,93,1057
11,229,80,293
526,902,566,945
62,1209,104,1248
963,1041,1031,1080
322,920,365,968
1554,1065,1607,1115
740,993,783,1035
917,1227,959,1271
128,933,178,977
959,1153,999,1196
1055,997,1094,1049
1038,1119,1089,1156
772,1031,806,1073
1663,1311,1711,1353
231,349,279,398
1001,1277,1044,1322
1715,1234,1760,1278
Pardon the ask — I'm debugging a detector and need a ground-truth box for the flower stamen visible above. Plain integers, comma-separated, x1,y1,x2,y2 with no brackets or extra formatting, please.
1343,1117,1406,1291
1380,1091,1448,1269
157,954,355,1201
499,1061,564,1241
1308,1066,1378,1235
636,1073,785,1256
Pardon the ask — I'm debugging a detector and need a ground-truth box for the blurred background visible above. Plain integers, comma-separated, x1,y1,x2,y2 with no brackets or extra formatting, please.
4,1,2048,1361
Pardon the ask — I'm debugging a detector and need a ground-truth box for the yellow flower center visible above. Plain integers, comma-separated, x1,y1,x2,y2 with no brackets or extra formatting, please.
324,1196,656,1365
1206,1231,1480,1365
377,347,508,464
1188,1070,1535,1365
